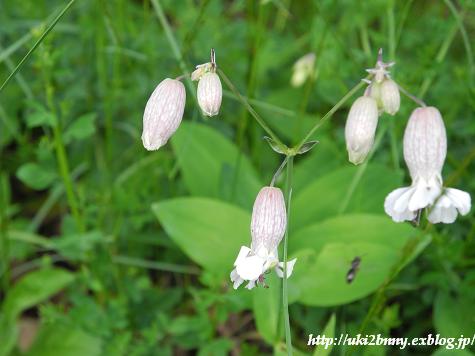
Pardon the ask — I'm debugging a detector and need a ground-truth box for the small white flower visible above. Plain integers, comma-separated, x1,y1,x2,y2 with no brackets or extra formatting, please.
384,107,471,223
142,78,186,151
344,96,379,165
230,186,297,290
291,53,316,87
197,72,222,116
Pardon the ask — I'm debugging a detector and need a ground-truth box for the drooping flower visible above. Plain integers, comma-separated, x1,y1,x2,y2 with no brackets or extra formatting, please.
291,53,316,87
142,78,186,151
384,106,471,223
230,186,297,290
344,96,379,165
197,72,222,116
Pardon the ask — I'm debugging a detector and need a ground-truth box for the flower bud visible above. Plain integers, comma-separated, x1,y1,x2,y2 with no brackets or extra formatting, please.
344,96,379,165
380,79,400,115
403,107,447,182
142,78,186,151
291,53,316,87
251,186,287,252
197,72,222,116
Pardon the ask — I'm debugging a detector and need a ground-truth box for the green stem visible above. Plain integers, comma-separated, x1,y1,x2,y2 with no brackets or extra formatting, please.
0,174,10,290
150,0,197,101
442,0,474,84
0,0,76,93
294,77,369,151
282,155,294,355
218,69,286,148
338,122,388,214
52,125,85,232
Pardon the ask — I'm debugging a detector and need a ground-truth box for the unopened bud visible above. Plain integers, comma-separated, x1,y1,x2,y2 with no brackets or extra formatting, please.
344,96,379,165
197,72,222,117
142,78,186,151
291,53,316,87
380,79,400,115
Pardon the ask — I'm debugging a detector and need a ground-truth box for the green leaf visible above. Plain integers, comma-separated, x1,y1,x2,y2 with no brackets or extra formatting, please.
434,291,475,337
171,122,262,209
26,323,102,356
63,113,97,144
292,164,403,228
0,268,75,356
16,162,57,190
313,314,336,356
3,268,75,319
293,137,343,192
296,140,319,155
198,338,233,356
288,214,418,306
25,105,56,128
264,136,287,154
253,273,280,344
152,197,249,275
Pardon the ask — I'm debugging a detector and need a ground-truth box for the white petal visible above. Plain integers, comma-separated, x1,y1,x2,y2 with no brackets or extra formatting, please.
407,179,441,211
245,280,257,290
233,246,252,266
384,187,417,222
230,269,244,289
236,255,264,280
276,258,297,279
428,188,471,224
445,188,471,215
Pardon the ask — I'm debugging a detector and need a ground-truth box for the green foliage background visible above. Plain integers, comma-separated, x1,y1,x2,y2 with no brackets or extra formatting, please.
0,0,474,355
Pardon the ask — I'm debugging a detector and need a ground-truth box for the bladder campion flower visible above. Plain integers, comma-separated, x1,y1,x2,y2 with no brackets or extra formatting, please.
142,78,186,151
384,106,471,223
197,72,222,116
193,49,222,117
230,186,297,290
344,96,379,165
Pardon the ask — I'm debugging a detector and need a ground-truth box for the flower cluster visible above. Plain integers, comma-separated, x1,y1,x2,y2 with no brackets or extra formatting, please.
344,49,471,224
230,187,297,290
141,50,222,151
345,49,400,165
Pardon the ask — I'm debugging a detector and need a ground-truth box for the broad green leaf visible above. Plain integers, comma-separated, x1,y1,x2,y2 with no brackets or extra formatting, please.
152,198,249,275
293,137,343,192
63,113,97,144
313,314,336,356
434,291,475,337
290,242,396,306
25,106,56,128
198,338,233,356
253,273,280,344
432,348,474,356
26,323,102,356
16,162,57,190
292,164,403,228
290,214,416,254
0,268,75,356
3,268,75,319
171,122,262,209
288,214,419,306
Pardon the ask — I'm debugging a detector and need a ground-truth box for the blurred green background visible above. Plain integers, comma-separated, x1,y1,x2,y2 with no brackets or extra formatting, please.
0,0,474,355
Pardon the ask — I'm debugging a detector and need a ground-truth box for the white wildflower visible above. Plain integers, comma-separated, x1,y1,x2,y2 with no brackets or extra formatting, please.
230,186,297,290
384,106,471,223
